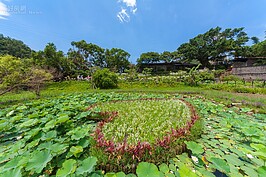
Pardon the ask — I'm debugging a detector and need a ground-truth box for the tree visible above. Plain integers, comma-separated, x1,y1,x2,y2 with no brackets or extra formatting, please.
125,64,138,81
137,52,160,65
0,34,32,58
160,51,172,63
105,48,130,73
0,55,52,97
27,68,53,98
251,36,260,44
33,43,72,79
0,55,28,95
69,40,105,68
251,40,266,65
177,27,249,68
252,40,266,56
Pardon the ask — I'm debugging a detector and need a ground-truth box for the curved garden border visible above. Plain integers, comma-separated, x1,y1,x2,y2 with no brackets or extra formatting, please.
87,98,200,161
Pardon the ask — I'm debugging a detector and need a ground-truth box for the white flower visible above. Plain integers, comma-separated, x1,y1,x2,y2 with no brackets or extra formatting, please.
247,154,254,159
191,156,199,163
16,136,23,140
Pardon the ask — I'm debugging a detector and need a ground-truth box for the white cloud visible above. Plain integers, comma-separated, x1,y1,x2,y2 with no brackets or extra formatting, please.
120,0,136,8
117,0,137,23
132,7,137,14
0,1,10,19
117,8,130,23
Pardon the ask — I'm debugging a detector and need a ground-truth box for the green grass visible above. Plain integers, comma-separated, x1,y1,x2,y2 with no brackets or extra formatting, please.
1,80,265,113
0,81,93,107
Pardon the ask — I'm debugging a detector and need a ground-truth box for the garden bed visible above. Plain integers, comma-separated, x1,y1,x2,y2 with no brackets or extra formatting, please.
89,98,202,173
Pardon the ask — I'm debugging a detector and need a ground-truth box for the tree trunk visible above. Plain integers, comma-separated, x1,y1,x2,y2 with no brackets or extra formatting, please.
35,84,41,98
200,59,211,69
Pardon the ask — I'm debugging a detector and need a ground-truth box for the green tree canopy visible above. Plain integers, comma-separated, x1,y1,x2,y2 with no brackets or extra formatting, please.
251,39,266,65
137,52,160,64
252,40,266,57
160,51,181,62
0,55,52,96
33,43,73,79
105,48,130,73
177,27,249,68
69,40,105,68
0,34,32,58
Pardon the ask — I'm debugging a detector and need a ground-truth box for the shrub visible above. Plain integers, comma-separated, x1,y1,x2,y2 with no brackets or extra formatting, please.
92,68,118,89
221,75,241,82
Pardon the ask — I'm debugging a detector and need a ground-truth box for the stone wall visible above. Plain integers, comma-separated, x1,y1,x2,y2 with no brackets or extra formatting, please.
231,66,266,80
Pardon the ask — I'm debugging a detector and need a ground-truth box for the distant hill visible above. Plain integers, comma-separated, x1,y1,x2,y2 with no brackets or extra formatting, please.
0,34,32,58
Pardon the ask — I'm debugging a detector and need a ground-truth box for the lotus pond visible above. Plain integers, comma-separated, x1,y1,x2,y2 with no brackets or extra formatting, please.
0,92,265,177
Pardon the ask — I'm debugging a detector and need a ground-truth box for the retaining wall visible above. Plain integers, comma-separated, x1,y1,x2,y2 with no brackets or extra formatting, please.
231,66,266,80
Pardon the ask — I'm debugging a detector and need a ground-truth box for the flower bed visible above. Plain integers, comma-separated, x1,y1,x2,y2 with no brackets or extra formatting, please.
89,98,202,173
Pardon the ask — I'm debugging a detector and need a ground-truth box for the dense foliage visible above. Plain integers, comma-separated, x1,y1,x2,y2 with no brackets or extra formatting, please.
0,34,32,58
92,69,118,89
251,40,266,65
177,27,249,68
68,40,130,73
0,55,52,96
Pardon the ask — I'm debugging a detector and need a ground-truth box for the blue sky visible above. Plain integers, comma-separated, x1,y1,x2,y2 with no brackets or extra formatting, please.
0,0,266,63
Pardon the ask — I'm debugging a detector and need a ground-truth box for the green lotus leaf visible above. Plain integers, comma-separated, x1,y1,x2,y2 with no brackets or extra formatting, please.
104,172,126,177
76,156,97,175
168,164,176,172
41,130,57,141
251,157,264,166
25,150,53,173
196,167,216,177
56,159,77,177
242,127,260,137
104,173,116,177
159,163,169,174
257,166,266,177
240,107,252,113
185,141,204,155
44,119,56,131
250,143,266,152
70,146,83,157
136,162,160,177
56,114,69,124
19,119,39,128
224,154,244,166
164,173,175,177
116,172,126,177
1,156,23,173
178,163,198,177
0,168,21,177
241,166,258,177
38,142,53,150
68,126,91,140
91,173,104,177
250,143,266,160
51,143,68,154
6,110,15,117
209,157,230,173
